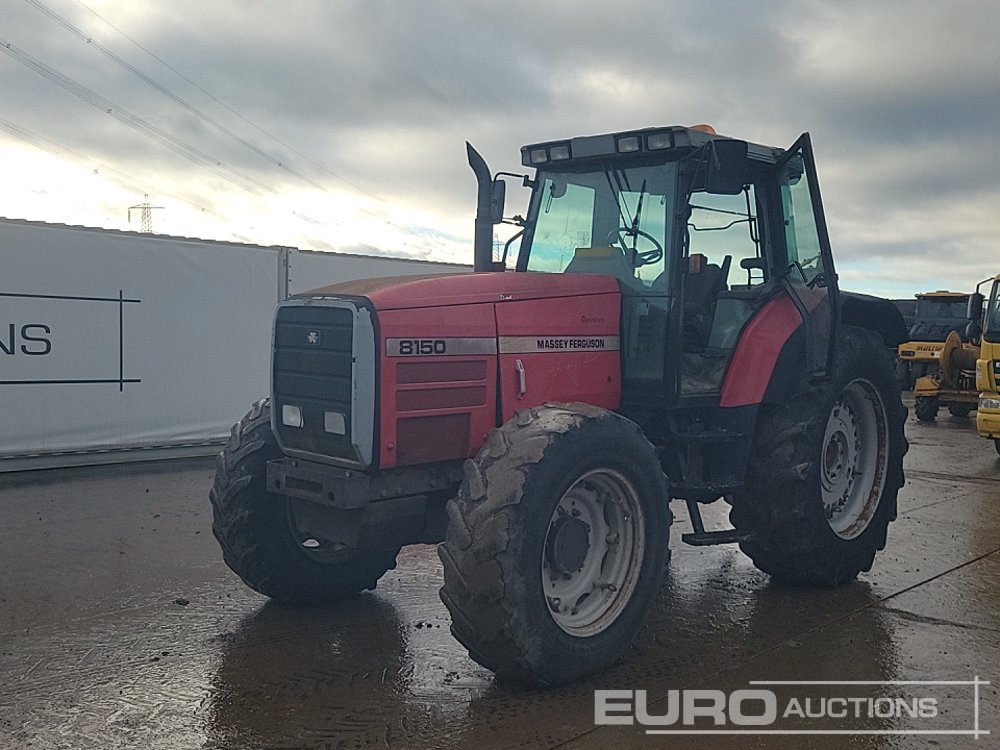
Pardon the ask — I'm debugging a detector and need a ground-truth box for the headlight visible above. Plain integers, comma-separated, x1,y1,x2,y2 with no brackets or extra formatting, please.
281,404,303,428
549,144,571,161
528,148,548,165
980,397,1000,411
616,136,641,153
324,410,346,435
647,131,673,150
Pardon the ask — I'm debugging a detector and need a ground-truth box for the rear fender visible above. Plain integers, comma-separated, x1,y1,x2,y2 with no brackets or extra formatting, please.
719,293,804,407
841,292,909,348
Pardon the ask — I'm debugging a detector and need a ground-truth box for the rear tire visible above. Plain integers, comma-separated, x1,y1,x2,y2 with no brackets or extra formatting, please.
915,396,939,422
948,405,973,418
730,326,907,586
210,400,399,604
995,439,1000,456
438,403,671,685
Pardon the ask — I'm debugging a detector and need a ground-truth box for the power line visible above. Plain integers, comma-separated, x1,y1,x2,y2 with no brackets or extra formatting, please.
71,0,387,204
26,0,332,194
0,36,278,196
0,115,227,221
15,2,396,233
4,8,461,252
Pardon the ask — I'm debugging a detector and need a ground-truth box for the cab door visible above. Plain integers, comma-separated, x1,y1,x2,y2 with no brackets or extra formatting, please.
775,132,839,378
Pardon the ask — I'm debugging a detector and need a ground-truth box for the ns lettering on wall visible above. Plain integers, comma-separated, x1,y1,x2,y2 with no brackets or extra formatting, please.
0,291,140,390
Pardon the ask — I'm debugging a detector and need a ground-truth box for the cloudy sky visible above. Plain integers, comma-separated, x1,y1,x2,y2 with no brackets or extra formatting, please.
2,0,998,297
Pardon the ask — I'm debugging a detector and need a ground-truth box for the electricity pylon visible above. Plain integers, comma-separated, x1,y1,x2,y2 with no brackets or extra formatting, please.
128,194,163,233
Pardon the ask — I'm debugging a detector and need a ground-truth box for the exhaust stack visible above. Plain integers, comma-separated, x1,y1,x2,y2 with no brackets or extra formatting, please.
467,142,496,272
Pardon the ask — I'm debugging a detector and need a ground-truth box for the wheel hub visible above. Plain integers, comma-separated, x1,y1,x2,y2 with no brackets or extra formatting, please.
546,516,591,574
824,430,848,482
822,405,857,514
820,379,889,540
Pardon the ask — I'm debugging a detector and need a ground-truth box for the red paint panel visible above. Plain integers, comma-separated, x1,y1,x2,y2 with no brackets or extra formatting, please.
377,304,497,468
719,293,802,407
397,360,486,384
306,271,620,310
396,414,470,465
494,293,622,421
397,386,486,411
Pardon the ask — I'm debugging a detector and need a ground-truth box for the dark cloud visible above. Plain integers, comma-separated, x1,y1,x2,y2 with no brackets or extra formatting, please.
1,0,998,291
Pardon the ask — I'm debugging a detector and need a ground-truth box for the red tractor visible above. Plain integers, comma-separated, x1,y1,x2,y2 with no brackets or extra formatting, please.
211,125,908,685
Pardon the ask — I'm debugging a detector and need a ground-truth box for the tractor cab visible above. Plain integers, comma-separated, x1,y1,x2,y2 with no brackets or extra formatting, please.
474,125,838,413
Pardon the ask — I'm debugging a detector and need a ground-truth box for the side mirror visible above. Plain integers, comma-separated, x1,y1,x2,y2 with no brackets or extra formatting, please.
490,178,506,223
705,139,748,195
967,291,985,323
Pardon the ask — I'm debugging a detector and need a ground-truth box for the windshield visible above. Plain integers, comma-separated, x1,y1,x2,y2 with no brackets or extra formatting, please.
986,281,1000,339
914,298,968,321
522,162,678,291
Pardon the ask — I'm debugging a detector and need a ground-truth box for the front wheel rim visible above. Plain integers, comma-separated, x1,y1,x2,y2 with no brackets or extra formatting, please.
821,379,890,540
541,468,645,637
285,498,355,563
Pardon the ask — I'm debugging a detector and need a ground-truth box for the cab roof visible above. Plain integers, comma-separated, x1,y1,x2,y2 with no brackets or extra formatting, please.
520,124,783,169
916,291,969,299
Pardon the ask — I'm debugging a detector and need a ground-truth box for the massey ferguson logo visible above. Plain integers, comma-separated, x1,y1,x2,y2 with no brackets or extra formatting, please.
306,330,321,346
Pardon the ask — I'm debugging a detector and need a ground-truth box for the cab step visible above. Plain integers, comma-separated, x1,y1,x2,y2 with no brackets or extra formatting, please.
682,528,751,546
679,497,750,547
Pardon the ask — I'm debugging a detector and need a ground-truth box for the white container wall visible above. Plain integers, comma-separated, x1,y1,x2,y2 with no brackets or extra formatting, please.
0,218,468,469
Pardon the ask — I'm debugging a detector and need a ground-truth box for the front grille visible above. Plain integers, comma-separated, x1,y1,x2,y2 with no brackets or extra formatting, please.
273,304,361,465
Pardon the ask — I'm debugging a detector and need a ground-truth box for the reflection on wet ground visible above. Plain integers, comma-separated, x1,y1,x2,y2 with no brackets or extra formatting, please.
1,405,998,749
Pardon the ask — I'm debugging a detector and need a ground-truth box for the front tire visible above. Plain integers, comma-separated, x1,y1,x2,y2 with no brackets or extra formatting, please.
210,400,399,604
438,403,670,685
731,326,907,586
948,404,973,418
915,396,939,422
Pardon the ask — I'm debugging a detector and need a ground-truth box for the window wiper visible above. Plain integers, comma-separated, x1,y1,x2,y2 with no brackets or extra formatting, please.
626,179,648,246
603,168,632,230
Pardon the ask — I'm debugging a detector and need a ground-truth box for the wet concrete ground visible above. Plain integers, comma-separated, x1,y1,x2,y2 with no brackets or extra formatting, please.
2,401,999,749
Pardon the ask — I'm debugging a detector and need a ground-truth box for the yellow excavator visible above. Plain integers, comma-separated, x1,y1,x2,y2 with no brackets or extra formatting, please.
913,330,980,421
897,290,972,389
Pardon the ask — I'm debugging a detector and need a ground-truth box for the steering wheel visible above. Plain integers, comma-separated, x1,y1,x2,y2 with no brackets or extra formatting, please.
608,227,664,267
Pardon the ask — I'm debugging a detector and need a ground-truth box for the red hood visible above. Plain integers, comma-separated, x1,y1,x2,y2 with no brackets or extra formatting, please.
300,272,620,310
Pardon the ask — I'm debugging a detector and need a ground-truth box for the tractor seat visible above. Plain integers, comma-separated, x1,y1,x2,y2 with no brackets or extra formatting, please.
681,254,732,349
565,246,640,290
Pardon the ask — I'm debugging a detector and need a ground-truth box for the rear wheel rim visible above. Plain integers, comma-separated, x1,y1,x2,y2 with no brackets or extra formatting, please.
821,379,889,540
541,468,645,637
